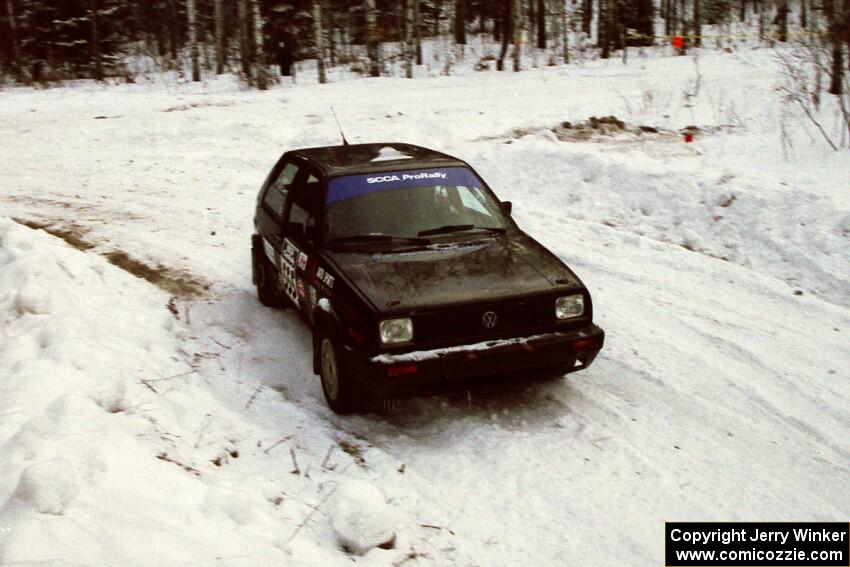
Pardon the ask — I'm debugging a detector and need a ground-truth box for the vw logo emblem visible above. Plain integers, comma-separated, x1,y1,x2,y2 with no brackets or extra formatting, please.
481,311,498,329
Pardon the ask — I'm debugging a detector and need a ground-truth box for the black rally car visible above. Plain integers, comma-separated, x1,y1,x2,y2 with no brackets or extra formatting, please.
252,143,604,413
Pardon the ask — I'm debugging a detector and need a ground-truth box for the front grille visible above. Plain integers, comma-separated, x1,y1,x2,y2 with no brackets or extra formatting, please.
413,296,557,345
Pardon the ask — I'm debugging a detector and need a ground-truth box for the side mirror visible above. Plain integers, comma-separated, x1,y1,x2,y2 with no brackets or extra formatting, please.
501,201,513,216
282,222,304,238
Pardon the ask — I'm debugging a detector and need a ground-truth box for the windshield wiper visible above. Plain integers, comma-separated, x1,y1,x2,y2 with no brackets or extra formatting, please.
329,234,431,246
417,224,506,237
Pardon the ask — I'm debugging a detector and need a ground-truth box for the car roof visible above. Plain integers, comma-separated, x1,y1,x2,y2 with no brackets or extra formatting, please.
288,143,468,178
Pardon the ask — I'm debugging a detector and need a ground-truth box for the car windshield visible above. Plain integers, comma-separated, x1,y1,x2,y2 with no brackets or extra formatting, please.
324,167,509,246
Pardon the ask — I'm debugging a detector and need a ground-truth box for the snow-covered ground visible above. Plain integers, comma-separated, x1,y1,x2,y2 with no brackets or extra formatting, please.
1,47,848,566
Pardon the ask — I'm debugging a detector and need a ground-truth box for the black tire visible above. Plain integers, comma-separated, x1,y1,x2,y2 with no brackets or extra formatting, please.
252,239,282,308
318,331,365,414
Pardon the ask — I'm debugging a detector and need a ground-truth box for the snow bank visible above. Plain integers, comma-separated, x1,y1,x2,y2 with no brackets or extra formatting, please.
0,219,430,566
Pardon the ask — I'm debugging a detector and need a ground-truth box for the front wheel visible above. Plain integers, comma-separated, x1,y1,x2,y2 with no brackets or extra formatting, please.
319,333,364,414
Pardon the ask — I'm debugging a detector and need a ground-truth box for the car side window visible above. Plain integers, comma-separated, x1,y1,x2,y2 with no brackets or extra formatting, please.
286,170,321,242
263,162,300,217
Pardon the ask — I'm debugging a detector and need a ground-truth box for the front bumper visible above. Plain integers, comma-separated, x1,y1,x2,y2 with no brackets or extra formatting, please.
345,324,605,398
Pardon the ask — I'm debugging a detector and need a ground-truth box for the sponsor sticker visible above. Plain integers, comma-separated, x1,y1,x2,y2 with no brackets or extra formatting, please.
283,241,296,263
327,166,482,205
323,273,335,288
316,267,325,280
297,252,308,270
366,171,448,184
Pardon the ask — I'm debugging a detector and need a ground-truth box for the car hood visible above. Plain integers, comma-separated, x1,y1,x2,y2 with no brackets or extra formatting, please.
327,233,582,312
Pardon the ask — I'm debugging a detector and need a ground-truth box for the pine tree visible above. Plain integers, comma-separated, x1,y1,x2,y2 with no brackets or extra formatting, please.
13,0,130,81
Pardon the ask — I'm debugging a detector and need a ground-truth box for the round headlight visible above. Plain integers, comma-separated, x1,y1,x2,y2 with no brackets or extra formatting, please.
555,295,584,319
379,318,413,344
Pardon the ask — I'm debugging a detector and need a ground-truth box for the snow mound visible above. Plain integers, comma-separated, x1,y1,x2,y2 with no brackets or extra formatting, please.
13,459,80,515
371,146,413,162
329,480,396,555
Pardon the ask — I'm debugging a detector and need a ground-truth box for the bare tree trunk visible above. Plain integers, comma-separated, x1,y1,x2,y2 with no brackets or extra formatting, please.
582,0,592,35
495,1,503,41
366,0,379,76
694,0,702,46
536,0,546,48
402,0,413,76
153,3,166,57
90,0,103,80
455,0,467,44
201,11,212,71
563,0,569,62
238,0,252,78
829,37,844,94
824,0,843,94
188,0,200,81
599,0,610,57
329,19,336,67
5,0,20,75
214,0,225,74
513,0,522,70
313,0,326,83
414,0,422,64
168,0,179,62
497,0,511,69
777,0,788,41
252,0,267,89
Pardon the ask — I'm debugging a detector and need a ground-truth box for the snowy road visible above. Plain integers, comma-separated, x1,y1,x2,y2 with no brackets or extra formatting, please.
1,49,848,566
